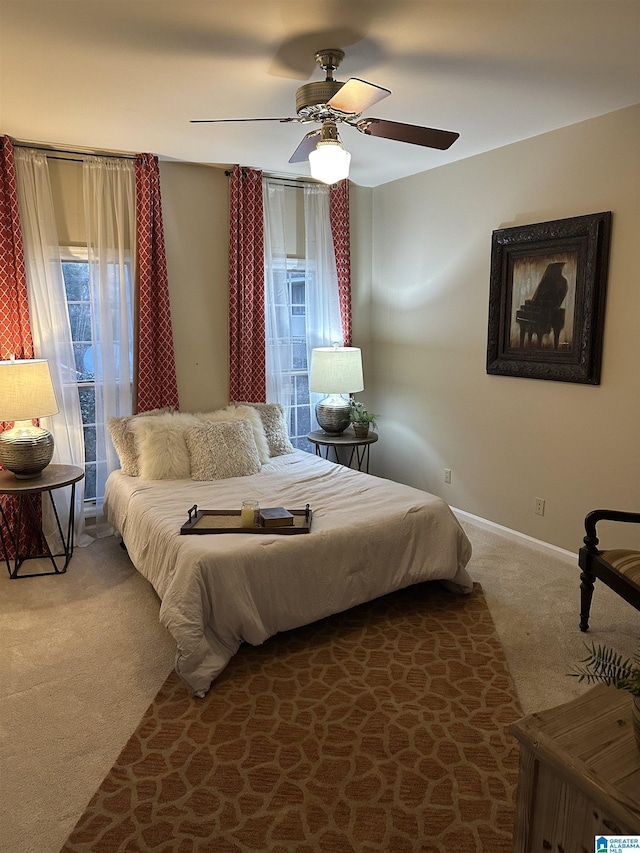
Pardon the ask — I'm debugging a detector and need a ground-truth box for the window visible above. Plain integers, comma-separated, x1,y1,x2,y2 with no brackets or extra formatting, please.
61,249,98,502
288,266,312,449
61,246,135,507
267,260,313,451
263,180,343,451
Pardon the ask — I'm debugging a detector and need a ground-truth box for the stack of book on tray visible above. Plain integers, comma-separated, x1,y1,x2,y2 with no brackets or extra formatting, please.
258,507,294,528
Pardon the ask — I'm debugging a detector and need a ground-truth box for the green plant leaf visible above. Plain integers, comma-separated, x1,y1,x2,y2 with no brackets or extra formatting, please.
567,641,640,696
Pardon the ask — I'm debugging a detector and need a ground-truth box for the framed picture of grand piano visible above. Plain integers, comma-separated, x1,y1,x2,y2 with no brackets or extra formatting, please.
486,211,612,384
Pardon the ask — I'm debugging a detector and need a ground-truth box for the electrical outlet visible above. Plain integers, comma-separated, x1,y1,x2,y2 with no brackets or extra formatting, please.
535,497,545,516
444,468,452,484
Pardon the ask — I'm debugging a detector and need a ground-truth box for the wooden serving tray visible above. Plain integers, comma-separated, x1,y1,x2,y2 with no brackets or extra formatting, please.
180,505,312,535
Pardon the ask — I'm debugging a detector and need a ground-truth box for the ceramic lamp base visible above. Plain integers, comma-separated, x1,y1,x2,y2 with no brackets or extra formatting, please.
315,395,351,434
0,422,54,478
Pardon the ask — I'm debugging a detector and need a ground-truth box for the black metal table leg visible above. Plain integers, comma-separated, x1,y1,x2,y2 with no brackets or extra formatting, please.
0,465,84,579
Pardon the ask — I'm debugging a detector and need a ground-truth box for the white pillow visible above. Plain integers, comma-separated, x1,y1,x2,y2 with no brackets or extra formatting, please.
107,408,174,476
232,402,295,457
185,420,262,481
130,412,198,479
196,405,270,464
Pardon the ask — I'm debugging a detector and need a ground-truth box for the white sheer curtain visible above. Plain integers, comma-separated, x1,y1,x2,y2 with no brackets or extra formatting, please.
302,184,344,430
13,148,88,546
263,180,292,422
83,156,136,504
263,179,343,434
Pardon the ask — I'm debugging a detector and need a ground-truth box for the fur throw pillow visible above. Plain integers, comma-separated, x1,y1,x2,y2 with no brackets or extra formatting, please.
231,402,295,457
129,412,199,479
185,420,262,481
196,404,270,464
107,407,173,476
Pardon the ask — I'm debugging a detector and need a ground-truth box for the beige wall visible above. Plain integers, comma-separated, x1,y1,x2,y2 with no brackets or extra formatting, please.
159,162,229,413
352,105,640,552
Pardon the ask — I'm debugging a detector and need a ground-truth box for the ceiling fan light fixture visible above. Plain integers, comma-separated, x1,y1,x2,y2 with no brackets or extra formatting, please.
191,49,460,177
309,139,351,184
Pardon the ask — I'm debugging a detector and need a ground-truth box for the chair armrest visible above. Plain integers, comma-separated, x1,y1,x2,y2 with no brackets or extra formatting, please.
583,509,640,551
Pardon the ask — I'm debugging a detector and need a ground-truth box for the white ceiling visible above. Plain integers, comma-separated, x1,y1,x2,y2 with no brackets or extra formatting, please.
1,1,639,187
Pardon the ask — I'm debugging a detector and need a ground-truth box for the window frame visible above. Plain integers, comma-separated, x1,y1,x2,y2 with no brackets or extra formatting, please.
267,257,313,450
60,246,98,510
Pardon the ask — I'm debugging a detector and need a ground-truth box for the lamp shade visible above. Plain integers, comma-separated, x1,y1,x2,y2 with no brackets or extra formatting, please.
309,140,351,184
309,347,364,394
0,359,59,421
0,359,59,478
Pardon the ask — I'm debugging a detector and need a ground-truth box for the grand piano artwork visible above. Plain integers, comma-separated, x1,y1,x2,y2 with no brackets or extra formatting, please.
488,211,610,384
514,261,569,350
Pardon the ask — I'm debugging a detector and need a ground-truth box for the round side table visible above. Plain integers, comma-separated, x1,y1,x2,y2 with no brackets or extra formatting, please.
0,464,85,579
306,429,378,473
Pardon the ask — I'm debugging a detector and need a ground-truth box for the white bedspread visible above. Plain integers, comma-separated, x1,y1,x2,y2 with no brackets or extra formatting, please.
105,450,472,695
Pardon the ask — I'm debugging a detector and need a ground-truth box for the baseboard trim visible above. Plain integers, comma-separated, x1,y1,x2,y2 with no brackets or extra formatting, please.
452,507,577,563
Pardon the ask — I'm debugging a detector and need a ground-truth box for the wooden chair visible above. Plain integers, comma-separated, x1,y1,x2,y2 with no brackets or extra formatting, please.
579,509,640,632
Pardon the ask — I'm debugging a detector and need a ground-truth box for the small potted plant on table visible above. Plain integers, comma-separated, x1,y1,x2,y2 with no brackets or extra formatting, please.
569,642,640,746
348,401,378,439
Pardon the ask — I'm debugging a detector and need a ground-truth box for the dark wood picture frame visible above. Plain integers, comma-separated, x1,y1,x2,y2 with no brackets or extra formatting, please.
486,211,612,384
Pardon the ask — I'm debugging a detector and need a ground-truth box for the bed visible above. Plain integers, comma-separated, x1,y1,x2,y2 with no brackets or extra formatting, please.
105,451,472,695
105,444,473,697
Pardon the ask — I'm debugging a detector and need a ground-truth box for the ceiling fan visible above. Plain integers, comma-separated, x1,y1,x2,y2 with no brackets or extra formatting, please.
191,49,460,182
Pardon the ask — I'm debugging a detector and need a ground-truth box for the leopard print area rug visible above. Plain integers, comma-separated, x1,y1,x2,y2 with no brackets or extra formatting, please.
62,581,522,852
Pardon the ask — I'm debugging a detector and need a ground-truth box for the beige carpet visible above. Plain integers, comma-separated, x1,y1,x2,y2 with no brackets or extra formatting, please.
1,520,638,853
62,582,522,853
461,519,639,713
0,536,175,853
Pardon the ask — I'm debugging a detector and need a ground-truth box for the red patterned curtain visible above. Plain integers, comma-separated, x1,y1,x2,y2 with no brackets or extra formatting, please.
329,179,352,347
0,137,33,363
228,165,266,403
134,153,179,413
0,136,38,560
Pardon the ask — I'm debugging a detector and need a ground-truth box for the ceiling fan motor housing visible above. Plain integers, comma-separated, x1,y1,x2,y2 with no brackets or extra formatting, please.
295,80,345,119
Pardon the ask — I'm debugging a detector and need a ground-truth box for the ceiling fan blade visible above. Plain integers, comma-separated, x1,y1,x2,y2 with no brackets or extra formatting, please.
327,78,391,115
190,117,297,124
289,129,321,163
357,118,459,150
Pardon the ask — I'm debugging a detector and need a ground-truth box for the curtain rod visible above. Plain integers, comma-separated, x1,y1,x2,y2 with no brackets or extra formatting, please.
225,168,320,189
4,138,136,161
265,177,309,190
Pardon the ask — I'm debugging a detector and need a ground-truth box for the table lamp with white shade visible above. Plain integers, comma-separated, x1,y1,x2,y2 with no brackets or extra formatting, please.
0,358,59,479
309,345,364,434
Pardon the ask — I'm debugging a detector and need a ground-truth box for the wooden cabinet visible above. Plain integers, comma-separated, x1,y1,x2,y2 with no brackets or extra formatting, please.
510,685,640,852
